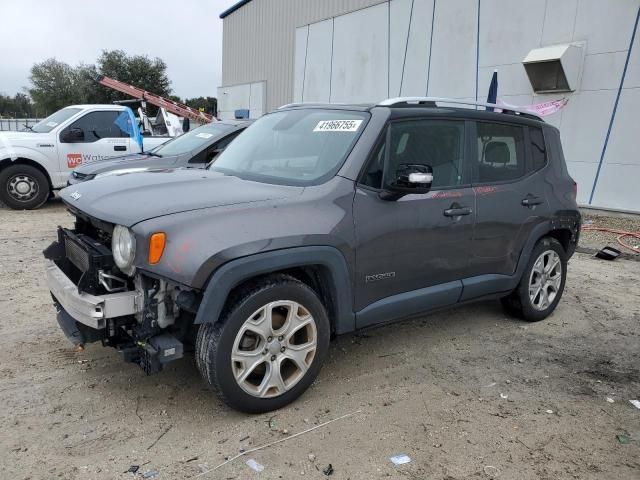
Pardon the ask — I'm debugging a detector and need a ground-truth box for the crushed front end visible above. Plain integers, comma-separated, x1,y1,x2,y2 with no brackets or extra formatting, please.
43,214,196,374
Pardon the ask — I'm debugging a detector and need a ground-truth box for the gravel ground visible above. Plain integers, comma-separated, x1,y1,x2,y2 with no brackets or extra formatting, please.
580,212,640,257
1,200,639,480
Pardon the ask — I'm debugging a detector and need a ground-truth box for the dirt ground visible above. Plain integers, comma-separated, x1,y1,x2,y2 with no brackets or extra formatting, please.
1,200,639,480
578,212,640,258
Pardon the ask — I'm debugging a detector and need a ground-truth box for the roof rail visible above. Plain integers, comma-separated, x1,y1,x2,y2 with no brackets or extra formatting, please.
278,102,345,109
378,97,541,119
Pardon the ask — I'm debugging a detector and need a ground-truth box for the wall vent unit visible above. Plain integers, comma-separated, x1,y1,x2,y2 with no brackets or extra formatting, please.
522,43,585,93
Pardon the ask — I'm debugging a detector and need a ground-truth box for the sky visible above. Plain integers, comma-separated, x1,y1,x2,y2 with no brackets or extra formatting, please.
0,0,239,99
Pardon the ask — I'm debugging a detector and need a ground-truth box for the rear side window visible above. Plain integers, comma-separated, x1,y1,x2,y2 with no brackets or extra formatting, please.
476,122,525,183
529,127,547,171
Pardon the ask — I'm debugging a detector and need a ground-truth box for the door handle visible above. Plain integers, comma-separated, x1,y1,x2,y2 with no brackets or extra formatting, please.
443,206,472,217
521,195,543,207
113,145,127,152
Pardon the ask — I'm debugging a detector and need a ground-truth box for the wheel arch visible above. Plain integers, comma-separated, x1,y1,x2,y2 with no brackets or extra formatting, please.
546,228,574,255
194,246,355,335
515,220,577,281
0,156,54,193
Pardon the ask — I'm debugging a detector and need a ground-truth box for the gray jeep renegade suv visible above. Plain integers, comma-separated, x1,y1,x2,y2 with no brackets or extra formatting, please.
44,98,580,413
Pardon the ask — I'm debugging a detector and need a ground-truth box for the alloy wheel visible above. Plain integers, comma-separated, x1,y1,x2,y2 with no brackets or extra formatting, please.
528,250,562,311
231,300,317,398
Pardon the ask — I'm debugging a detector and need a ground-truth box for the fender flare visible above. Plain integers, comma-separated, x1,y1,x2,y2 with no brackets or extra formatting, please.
513,220,554,281
0,147,58,187
193,246,355,334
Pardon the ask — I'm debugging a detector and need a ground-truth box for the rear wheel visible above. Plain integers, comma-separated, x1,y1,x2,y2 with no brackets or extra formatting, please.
196,274,330,413
0,164,50,210
501,237,567,322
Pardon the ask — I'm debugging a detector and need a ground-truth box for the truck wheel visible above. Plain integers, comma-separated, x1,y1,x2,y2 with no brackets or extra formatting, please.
501,237,567,322
196,274,330,413
0,164,50,210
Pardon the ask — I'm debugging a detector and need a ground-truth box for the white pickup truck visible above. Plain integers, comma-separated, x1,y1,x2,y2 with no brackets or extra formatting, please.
0,105,170,209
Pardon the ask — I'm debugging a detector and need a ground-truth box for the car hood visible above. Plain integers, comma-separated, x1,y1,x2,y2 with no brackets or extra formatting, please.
0,131,49,150
74,153,184,176
60,168,303,227
0,130,40,140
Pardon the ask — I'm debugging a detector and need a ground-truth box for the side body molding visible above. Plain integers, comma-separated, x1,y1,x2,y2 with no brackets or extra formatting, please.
194,246,355,334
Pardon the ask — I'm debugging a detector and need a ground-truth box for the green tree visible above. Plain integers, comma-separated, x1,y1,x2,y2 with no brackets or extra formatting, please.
93,50,172,104
28,58,78,114
184,96,218,116
27,50,173,113
0,93,36,118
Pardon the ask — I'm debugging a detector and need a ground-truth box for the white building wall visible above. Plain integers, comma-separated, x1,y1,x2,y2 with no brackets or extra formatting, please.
217,81,266,120
221,0,640,212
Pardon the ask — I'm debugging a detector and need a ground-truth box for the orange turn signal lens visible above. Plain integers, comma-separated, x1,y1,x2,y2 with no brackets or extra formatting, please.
148,233,166,264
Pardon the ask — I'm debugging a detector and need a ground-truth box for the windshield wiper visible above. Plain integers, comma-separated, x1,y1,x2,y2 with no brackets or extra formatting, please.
145,151,163,157
22,124,33,131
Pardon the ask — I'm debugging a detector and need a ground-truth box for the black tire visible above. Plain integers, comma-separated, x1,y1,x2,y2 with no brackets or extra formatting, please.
196,274,330,413
0,164,50,210
501,236,567,322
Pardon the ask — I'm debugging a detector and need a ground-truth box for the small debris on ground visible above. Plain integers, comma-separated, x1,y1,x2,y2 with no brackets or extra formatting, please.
629,400,640,410
606,397,615,403
616,434,632,444
322,464,334,476
124,465,139,473
308,453,316,462
500,393,508,399
246,458,265,472
483,465,500,477
545,409,554,414
141,470,159,479
595,246,621,261
389,454,411,465
239,435,250,442
268,416,278,431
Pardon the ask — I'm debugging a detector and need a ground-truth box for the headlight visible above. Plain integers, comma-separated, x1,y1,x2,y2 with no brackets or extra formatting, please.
112,225,136,275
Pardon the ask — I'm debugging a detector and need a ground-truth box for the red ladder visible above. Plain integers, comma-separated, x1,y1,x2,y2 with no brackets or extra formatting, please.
96,75,215,123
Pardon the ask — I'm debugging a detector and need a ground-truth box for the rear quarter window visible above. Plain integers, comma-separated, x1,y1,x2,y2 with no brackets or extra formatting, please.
529,127,547,171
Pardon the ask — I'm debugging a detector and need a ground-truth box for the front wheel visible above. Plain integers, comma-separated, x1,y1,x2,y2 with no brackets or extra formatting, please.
501,237,567,322
196,274,330,413
0,164,50,210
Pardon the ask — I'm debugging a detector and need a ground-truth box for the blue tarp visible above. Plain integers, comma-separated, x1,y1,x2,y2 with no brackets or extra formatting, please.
114,107,144,151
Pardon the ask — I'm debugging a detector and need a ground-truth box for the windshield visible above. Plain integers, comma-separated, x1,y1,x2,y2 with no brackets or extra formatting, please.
211,109,368,185
31,107,82,133
152,123,236,156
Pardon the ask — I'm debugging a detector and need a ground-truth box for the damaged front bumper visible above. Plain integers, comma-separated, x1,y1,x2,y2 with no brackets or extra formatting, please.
44,226,186,374
45,260,141,330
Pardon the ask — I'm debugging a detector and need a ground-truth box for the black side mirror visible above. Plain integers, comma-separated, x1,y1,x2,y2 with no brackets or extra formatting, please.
379,163,433,200
61,127,84,143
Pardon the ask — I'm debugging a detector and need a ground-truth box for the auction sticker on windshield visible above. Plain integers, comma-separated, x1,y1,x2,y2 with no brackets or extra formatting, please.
314,120,363,132
196,133,213,139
